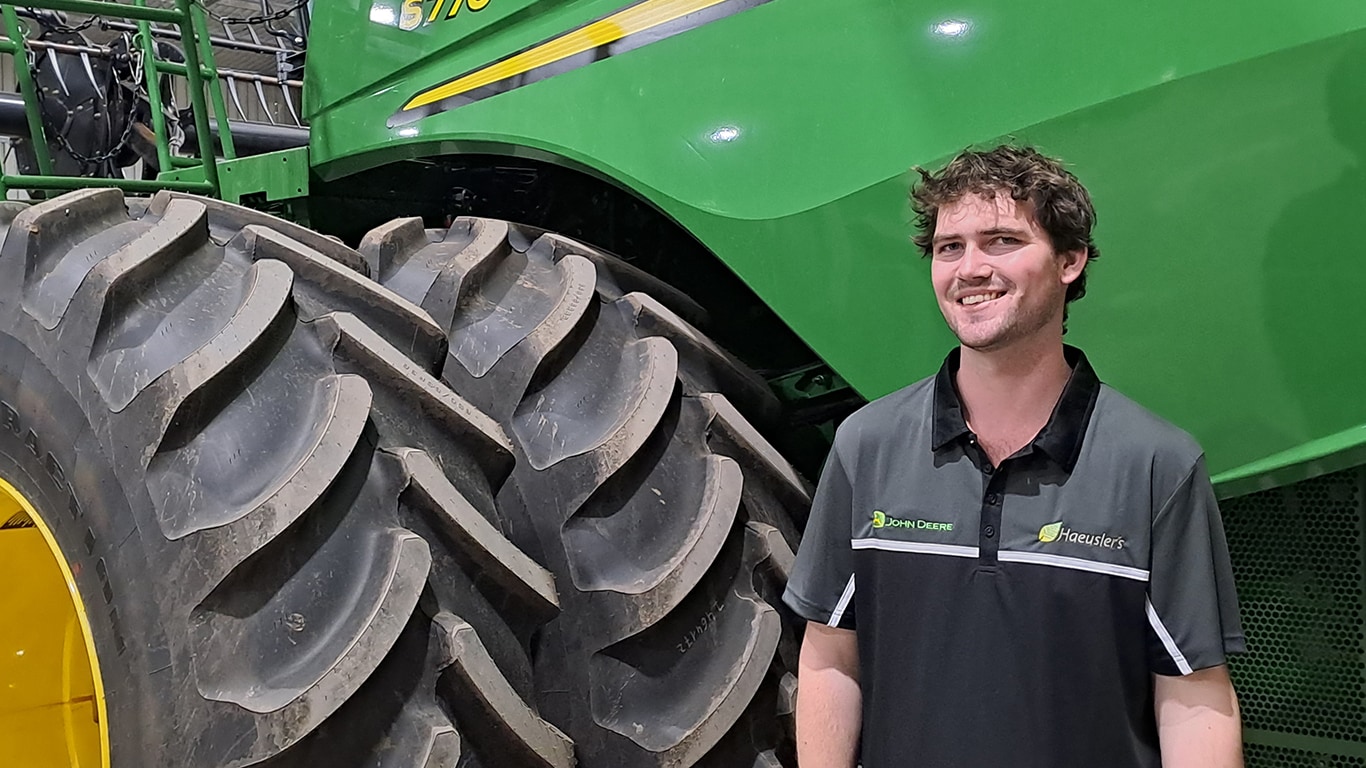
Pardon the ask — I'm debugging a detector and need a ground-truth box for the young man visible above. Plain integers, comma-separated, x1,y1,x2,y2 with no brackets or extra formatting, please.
783,145,1246,768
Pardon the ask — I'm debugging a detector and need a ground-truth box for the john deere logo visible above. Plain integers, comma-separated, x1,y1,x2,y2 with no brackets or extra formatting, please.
1039,520,1125,550
872,510,953,532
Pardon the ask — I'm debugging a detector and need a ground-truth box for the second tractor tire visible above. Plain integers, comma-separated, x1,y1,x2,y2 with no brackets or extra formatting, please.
356,215,811,767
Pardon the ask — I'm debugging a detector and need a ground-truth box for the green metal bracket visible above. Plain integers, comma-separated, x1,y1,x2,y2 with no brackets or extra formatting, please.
770,362,852,405
160,146,308,205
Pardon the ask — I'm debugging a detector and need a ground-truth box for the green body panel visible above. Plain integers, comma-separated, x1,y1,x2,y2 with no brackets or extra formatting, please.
305,0,1366,480
1213,423,1366,501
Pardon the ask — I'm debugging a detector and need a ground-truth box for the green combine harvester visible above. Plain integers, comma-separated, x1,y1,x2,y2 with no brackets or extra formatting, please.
0,0,1362,765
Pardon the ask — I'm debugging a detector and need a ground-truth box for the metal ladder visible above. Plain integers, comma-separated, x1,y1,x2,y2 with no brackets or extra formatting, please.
0,0,236,198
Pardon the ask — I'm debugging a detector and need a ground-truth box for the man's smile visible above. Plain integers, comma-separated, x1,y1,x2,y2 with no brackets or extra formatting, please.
958,291,1005,307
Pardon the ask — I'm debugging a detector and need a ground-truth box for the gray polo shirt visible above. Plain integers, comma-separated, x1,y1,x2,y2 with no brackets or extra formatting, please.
783,346,1244,768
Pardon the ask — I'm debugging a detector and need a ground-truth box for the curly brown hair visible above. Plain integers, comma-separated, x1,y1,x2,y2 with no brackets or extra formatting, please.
910,145,1100,308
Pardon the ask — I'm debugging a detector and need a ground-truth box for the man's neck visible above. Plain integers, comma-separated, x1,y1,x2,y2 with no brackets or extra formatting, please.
955,334,1073,464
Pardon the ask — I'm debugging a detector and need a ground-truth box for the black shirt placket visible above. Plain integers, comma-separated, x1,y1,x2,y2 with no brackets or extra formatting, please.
967,436,1010,567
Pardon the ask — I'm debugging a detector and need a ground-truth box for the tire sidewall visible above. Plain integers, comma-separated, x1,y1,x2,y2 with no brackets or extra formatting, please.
0,331,170,767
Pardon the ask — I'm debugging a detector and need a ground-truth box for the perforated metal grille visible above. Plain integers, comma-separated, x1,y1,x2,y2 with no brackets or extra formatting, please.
1246,743,1365,768
1224,467,1366,763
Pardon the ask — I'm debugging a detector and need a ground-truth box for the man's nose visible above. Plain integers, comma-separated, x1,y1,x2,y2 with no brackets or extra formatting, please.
956,243,993,280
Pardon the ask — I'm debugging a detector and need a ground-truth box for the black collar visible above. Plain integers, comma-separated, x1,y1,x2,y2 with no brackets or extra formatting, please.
930,345,1101,472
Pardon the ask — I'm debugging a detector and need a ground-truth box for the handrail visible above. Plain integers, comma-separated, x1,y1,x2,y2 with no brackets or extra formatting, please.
132,0,171,173
187,0,232,159
3,172,213,192
0,4,53,175
21,0,179,24
169,0,220,187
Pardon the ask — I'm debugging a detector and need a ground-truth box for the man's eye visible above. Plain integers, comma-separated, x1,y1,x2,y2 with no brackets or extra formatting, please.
936,242,962,256
995,236,1020,245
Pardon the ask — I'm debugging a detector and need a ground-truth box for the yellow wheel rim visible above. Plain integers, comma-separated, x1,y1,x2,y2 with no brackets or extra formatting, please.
0,475,110,768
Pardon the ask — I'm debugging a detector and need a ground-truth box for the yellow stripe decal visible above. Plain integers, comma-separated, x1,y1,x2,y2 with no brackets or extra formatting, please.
403,0,729,111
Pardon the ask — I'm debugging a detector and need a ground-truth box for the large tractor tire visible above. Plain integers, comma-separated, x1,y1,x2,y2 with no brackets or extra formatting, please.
0,189,570,767
354,216,810,767
0,188,807,767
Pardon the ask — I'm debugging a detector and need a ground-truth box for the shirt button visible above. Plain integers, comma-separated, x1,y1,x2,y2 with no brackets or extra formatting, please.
983,525,996,538
983,465,995,476
986,493,1000,505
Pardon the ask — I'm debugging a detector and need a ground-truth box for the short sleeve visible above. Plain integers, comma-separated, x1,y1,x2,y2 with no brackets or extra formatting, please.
1146,454,1246,676
783,440,857,629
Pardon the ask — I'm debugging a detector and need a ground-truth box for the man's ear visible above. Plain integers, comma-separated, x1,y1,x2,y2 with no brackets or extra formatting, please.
1058,248,1089,286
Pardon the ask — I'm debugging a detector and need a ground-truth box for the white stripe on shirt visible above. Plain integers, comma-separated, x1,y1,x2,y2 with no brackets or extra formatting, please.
1146,596,1194,674
828,574,856,627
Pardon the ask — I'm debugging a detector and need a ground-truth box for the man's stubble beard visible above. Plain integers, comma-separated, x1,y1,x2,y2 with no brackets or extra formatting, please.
948,291,1065,353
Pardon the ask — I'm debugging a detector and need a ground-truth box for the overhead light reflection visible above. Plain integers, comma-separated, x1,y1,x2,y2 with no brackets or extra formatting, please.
708,126,740,143
369,5,397,25
933,19,971,37
398,127,419,137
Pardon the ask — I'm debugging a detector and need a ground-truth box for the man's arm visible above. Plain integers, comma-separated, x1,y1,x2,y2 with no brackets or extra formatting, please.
1155,665,1243,768
797,622,860,768
1148,453,1246,765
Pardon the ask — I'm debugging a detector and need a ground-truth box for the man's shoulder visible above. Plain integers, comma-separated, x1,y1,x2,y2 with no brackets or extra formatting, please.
831,374,935,455
1092,384,1204,475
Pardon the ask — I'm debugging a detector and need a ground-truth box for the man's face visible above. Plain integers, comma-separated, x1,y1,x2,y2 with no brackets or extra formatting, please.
929,192,1086,352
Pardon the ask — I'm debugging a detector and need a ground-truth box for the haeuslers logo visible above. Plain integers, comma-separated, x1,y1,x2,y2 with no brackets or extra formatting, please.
1038,521,1126,550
